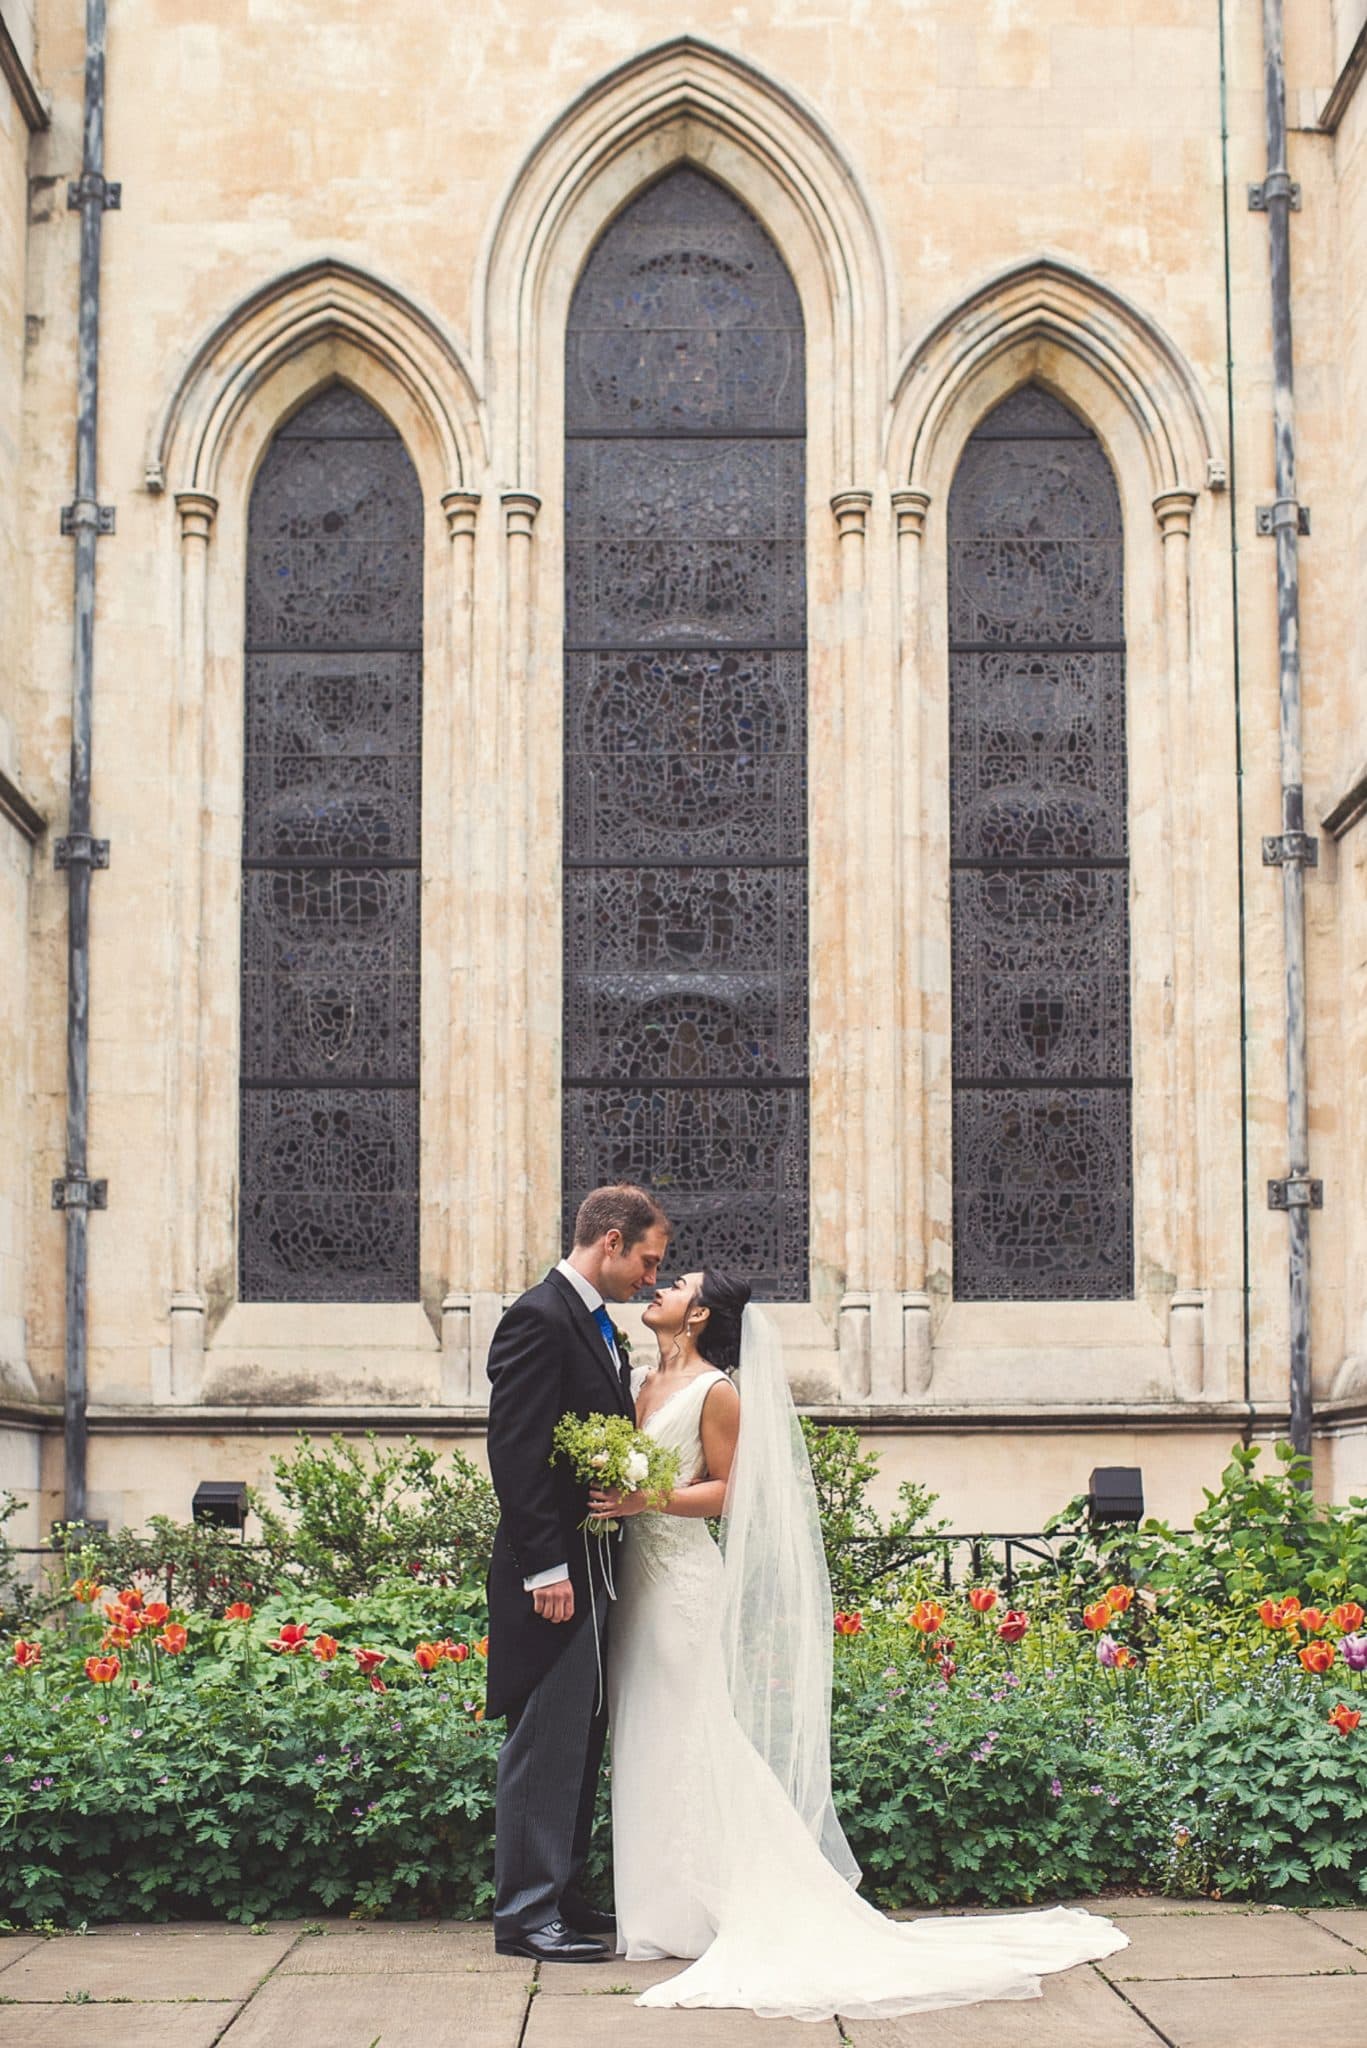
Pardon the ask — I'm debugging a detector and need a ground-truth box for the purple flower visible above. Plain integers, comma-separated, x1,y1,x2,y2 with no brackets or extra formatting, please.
158,1776,169,1785
1339,1633,1367,1672
131,1729,143,1739
1107,1792,1120,1806
1089,1784,1104,1797
352,1806,364,1817
1096,1634,1122,1668
1049,1777,1063,1798
29,1777,43,1792
314,1754,327,1765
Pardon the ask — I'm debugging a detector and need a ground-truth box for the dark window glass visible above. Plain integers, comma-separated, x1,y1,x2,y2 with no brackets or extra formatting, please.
947,386,1133,1300
239,384,422,1300
562,169,808,1296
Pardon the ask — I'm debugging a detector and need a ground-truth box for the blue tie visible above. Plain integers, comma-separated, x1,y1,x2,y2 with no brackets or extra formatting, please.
592,1304,617,1359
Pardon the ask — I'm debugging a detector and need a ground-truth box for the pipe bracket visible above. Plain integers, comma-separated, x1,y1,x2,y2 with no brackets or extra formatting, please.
51,1176,108,1212
1248,175,1301,211
1267,1177,1323,1211
67,174,120,211
60,501,114,537
1255,501,1309,537
53,834,109,871
1262,831,1319,868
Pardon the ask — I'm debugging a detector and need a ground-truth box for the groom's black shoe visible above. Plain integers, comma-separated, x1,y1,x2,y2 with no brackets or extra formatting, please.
494,1920,608,1964
559,1894,616,1939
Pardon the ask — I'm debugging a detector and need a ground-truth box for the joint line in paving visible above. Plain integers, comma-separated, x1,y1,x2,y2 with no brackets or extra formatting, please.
1096,1966,1183,2048
206,1927,312,2047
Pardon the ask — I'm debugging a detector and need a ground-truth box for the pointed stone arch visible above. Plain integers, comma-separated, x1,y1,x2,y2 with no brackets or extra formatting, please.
476,34,894,490
147,258,486,498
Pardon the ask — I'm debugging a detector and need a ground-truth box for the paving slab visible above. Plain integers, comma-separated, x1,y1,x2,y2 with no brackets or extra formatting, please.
525,1999,836,2044
839,1967,1156,2046
1308,1909,1367,1955
0,1926,298,2002
0,2004,237,2048
538,1956,689,1994
1125,1973,1367,2048
1098,1910,1360,1979
215,1968,528,2048
0,1936,40,1974
1056,1894,1251,1915
278,1920,525,1973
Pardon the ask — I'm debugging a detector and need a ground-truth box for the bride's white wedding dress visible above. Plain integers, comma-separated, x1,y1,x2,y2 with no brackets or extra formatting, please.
608,1365,1128,2023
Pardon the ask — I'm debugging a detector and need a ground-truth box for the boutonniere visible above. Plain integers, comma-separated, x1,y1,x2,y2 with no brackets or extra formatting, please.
612,1323,632,1369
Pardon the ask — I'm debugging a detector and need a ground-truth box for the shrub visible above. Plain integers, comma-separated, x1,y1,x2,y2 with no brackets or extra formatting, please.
801,1421,946,1609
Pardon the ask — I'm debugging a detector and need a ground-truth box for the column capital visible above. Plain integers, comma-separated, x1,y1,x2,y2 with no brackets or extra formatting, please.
831,488,873,538
501,490,541,538
175,490,218,543
891,486,932,539
1153,487,1198,538
442,489,481,541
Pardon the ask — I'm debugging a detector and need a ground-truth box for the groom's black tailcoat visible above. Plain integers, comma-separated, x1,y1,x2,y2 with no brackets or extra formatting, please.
484,1267,631,1721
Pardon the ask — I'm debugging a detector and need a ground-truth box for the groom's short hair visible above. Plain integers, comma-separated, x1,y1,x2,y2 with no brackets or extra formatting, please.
573,1183,670,1251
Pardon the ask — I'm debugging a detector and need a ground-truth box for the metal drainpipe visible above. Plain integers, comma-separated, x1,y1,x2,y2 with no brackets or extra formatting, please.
54,0,119,1525
1256,0,1319,1461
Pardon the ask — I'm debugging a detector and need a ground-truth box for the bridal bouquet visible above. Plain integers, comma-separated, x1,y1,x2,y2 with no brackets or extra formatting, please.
551,1413,679,1535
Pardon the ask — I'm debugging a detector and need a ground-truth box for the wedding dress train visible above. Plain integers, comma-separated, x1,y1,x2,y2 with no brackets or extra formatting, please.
608,1367,1128,2022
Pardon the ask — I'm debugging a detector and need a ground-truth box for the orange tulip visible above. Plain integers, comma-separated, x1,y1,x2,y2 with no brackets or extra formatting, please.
833,1611,863,1636
909,1599,946,1635
1331,1602,1365,1634
224,1602,254,1622
12,1640,41,1669
84,1654,120,1683
414,1641,442,1672
1257,1597,1281,1628
1299,1608,1327,1634
1278,1594,1302,1621
1104,1585,1134,1614
71,1578,102,1605
118,1587,144,1612
311,1634,339,1662
442,1640,470,1662
1112,1645,1137,1669
142,1602,170,1628
1083,1601,1112,1632
968,1587,998,1614
474,1636,489,1659
473,1706,485,1723
1328,1703,1362,1735
1299,1639,1336,1675
156,1624,188,1655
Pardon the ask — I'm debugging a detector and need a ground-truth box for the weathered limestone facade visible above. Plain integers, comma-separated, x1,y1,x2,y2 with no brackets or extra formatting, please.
2,1,1367,1540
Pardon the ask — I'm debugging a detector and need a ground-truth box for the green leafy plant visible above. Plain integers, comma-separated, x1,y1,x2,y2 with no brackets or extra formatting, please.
801,1421,947,1608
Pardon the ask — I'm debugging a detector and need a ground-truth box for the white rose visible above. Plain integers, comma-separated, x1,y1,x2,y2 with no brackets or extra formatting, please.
589,1451,610,1469
625,1451,649,1487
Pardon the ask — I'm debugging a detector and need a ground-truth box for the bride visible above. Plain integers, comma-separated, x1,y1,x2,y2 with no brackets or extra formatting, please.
588,1268,1128,2023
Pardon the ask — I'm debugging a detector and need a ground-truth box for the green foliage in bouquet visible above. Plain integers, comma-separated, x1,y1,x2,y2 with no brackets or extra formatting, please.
551,1414,680,1531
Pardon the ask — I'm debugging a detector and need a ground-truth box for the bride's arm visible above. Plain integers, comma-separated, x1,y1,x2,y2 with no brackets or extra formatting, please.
588,1377,741,1519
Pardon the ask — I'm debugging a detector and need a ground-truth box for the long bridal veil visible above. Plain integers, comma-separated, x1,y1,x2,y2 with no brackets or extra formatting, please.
716,1305,861,1887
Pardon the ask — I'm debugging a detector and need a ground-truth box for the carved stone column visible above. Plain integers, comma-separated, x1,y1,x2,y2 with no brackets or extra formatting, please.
500,491,540,1306
1154,488,1205,1396
831,490,874,1397
440,490,480,1399
169,491,217,1401
892,487,933,1394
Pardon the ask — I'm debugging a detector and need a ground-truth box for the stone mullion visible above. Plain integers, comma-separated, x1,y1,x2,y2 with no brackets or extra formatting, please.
169,491,217,1398
892,487,933,1393
501,492,540,1294
1154,488,1205,1394
832,490,874,1396
440,491,480,1395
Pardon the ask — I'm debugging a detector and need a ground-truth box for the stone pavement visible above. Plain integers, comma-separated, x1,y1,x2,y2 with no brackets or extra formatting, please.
0,1899,1363,2048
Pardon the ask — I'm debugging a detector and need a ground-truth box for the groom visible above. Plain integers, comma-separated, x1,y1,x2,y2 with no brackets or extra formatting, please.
486,1182,671,1962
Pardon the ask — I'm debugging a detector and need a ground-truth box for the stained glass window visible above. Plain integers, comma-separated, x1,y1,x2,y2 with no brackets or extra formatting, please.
239,384,423,1301
947,386,1133,1300
562,169,809,1296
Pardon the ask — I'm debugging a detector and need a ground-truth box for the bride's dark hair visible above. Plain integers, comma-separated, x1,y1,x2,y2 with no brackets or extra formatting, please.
695,1269,752,1375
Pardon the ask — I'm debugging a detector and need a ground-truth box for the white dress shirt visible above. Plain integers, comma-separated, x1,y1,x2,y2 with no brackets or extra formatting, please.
522,1260,623,1592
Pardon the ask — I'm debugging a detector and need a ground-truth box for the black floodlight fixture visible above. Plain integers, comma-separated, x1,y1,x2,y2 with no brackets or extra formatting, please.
1087,1466,1144,1527
192,1479,249,1530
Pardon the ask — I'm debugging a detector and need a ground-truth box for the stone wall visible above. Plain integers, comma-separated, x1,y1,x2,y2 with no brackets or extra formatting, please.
1,1,1364,1532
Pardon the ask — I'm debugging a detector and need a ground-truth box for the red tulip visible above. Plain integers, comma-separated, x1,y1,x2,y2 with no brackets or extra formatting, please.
1299,1639,1336,1675
156,1624,188,1655
968,1588,998,1614
998,1610,1030,1644
84,1654,120,1683
443,1640,470,1663
311,1634,339,1662
833,1611,863,1636
1328,1703,1362,1735
267,1623,310,1654
353,1647,387,1675
1299,1607,1327,1634
224,1602,254,1622
369,1675,388,1694
937,1654,956,1680
909,1599,946,1635
1330,1603,1364,1635
1083,1601,1112,1632
12,1640,41,1670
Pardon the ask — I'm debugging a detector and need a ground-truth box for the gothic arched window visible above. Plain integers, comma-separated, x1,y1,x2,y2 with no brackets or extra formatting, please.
562,168,808,1297
239,384,423,1301
947,385,1132,1300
